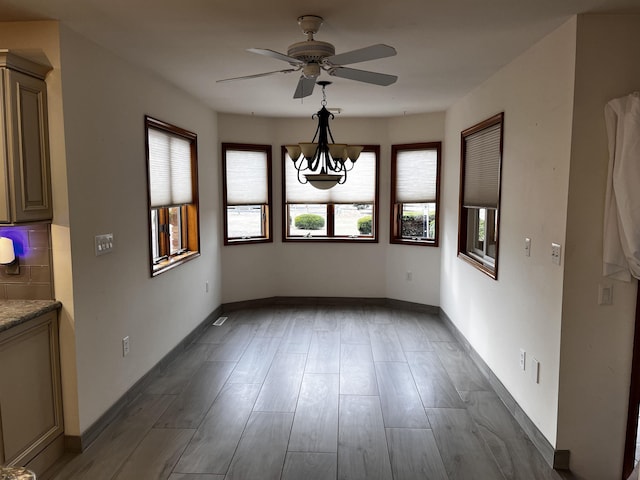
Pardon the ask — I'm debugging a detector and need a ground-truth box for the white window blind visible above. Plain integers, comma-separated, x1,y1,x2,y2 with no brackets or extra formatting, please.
395,149,438,203
225,150,269,205
285,151,376,204
463,122,501,208
148,128,193,207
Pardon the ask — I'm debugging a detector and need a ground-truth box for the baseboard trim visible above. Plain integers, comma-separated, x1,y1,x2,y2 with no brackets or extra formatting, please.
439,308,570,471
222,296,440,314
66,304,223,452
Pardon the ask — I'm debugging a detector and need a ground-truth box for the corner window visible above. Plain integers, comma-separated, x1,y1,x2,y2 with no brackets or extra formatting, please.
222,143,272,245
283,146,379,242
145,116,200,276
458,113,503,279
390,142,441,246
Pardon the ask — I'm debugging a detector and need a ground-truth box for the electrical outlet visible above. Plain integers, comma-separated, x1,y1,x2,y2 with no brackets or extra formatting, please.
406,271,413,281
551,243,561,266
519,349,526,371
598,284,613,305
524,237,531,257
95,233,114,256
122,336,130,357
205,281,209,293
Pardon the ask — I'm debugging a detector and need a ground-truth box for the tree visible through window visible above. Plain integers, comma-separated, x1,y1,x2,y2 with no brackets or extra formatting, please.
145,116,200,276
458,113,504,279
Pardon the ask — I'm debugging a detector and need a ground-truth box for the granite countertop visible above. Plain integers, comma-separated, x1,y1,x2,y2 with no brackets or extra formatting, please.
0,300,62,333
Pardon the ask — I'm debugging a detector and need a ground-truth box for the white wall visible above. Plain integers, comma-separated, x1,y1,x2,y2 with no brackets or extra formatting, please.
556,14,640,480
440,17,577,446
218,112,444,305
57,25,222,433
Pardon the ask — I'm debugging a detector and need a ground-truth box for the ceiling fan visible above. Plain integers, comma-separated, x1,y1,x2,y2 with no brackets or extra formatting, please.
217,15,398,99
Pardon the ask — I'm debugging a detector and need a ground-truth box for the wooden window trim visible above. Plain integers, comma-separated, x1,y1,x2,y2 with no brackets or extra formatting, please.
457,112,504,279
390,142,442,247
145,116,200,277
221,143,273,246
281,145,380,243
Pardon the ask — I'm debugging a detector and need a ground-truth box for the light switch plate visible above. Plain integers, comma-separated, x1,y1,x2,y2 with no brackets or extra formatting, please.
551,243,561,265
95,233,114,256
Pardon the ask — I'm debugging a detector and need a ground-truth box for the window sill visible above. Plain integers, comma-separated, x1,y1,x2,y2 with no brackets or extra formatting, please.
457,252,497,279
391,238,438,247
152,250,200,276
284,237,377,243
225,237,272,246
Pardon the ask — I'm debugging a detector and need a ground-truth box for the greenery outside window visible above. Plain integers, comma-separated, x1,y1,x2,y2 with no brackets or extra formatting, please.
283,145,379,242
146,116,200,276
458,112,504,279
222,143,272,245
390,142,441,246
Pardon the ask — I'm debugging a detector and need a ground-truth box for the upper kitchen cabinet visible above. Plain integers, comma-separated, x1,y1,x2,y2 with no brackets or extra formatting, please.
0,50,53,224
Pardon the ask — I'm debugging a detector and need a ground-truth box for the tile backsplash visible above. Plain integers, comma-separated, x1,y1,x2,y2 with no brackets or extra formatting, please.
0,223,54,300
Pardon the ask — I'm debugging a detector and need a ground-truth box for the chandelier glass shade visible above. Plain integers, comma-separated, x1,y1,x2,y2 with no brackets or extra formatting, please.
286,82,363,190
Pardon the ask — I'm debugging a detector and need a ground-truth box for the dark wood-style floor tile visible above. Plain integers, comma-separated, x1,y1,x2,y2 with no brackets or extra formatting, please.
50,394,176,480
419,314,456,342
306,330,340,374
368,324,406,362
254,353,306,412
406,350,464,408
340,343,378,395
461,390,562,480
289,374,339,452
113,428,194,480
427,408,506,480
386,428,448,480
225,412,294,480
279,317,313,354
340,314,370,345
281,452,337,480
394,313,433,351
374,361,429,428
173,383,261,474
434,341,491,392
146,343,214,395
227,336,281,384
338,395,393,480
155,361,235,429
196,321,256,345
168,474,225,480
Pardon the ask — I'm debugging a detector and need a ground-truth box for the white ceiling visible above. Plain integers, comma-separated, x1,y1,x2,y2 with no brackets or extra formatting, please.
1,0,639,117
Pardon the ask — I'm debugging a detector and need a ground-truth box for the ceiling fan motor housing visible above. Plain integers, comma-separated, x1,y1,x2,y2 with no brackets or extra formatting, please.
287,40,335,64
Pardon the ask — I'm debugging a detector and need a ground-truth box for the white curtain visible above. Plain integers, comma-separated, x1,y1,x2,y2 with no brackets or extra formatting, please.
603,92,640,281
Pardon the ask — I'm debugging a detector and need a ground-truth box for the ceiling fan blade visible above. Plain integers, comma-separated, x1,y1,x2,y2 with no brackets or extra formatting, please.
325,44,396,66
216,68,299,83
247,48,304,65
293,76,316,99
328,67,397,86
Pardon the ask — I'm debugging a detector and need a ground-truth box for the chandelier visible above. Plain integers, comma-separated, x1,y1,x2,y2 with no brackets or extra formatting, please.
286,81,363,190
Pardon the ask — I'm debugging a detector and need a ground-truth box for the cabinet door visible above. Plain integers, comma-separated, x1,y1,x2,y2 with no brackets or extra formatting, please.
0,311,63,466
3,69,52,223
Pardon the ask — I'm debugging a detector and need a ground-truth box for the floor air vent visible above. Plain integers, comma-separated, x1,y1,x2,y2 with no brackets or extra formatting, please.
212,316,228,326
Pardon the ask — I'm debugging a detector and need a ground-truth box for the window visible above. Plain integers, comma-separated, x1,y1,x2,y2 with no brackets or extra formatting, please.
222,143,272,245
145,116,200,276
458,113,504,278
283,146,379,241
390,142,441,246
